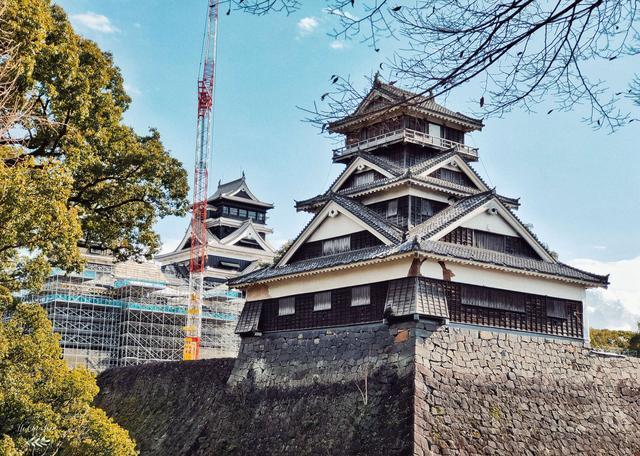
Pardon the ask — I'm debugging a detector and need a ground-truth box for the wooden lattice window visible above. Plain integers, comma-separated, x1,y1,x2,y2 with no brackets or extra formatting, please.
278,297,295,316
351,285,371,307
313,291,332,312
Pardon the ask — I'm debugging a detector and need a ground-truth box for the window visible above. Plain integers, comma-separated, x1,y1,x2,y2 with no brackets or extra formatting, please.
322,236,351,256
461,287,525,313
429,123,442,138
314,291,332,311
257,213,265,223
353,171,374,187
278,297,295,316
351,285,370,306
229,207,238,216
419,199,433,216
387,199,398,217
248,211,256,221
546,300,567,319
239,209,247,218
222,206,229,215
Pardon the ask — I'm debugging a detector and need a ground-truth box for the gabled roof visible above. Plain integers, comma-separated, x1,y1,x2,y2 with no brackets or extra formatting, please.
409,190,555,261
228,236,608,287
408,191,495,239
416,239,608,286
328,79,484,133
229,243,414,286
208,174,273,208
278,194,404,266
219,220,276,253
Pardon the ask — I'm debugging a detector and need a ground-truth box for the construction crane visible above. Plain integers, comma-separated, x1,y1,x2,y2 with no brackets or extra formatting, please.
184,0,220,360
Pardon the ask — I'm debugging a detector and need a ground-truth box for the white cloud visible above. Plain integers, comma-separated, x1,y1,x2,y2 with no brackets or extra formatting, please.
569,256,640,330
124,83,142,97
329,40,346,50
71,12,119,34
297,17,319,35
323,8,359,21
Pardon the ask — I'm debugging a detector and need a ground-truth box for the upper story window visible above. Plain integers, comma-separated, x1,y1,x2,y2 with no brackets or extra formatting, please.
461,287,525,313
352,171,375,187
429,123,442,138
387,199,398,217
351,285,371,307
546,300,567,319
278,297,295,316
322,235,351,256
314,291,332,311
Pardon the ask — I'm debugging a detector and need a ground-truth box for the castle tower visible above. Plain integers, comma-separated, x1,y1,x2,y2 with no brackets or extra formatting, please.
156,174,276,284
230,81,607,341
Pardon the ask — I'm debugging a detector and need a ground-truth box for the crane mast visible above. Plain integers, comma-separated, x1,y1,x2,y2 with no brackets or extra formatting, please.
184,0,220,360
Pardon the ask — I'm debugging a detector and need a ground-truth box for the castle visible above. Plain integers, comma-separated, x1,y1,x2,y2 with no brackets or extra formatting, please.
230,78,608,340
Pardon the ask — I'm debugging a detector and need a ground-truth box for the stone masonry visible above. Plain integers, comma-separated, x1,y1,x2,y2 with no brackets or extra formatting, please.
96,321,640,455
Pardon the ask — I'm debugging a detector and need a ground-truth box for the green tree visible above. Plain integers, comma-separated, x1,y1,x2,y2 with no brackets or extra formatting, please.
1,0,189,266
0,302,138,455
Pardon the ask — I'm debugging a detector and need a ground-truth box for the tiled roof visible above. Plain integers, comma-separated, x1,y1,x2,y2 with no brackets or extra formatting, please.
417,239,609,285
385,277,449,319
329,81,484,131
408,149,458,175
409,191,495,239
330,194,404,243
228,243,413,286
208,176,246,200
229,234,608,287
235,301,262,334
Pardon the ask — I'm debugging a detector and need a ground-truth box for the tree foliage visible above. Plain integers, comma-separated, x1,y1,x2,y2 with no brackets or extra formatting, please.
1,0,189,265
590,322,640,351
0,302,138,455
0,0,189,294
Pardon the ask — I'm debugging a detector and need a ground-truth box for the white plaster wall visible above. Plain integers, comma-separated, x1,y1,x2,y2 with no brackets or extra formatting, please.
420,259,586,301
460,212,519,236
307,213,366,242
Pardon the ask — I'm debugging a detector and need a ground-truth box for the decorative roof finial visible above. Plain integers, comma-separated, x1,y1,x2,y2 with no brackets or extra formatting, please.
242,170,245,178
373,71,382,87
217,179,221,187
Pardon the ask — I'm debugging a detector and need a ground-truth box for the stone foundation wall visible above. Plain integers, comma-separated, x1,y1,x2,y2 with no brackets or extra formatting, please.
414,324,640,455
228,321,428,387
96,321,640,455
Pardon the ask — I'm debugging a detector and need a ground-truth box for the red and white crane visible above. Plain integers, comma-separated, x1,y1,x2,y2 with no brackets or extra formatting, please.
184,0,220,360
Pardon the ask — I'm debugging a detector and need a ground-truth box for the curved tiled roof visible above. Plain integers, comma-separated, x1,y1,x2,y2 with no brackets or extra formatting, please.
416,240,609,286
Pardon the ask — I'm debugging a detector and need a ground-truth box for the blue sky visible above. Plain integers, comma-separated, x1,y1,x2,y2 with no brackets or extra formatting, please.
60,0,639,329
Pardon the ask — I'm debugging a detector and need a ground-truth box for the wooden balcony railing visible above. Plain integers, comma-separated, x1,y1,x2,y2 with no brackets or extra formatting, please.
333,128,478,160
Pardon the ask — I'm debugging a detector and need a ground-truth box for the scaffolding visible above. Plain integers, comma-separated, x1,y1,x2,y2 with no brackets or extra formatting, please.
31,260,243,372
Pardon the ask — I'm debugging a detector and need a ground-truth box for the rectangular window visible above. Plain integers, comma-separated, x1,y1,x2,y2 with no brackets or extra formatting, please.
248,211,256,220
546,300,567,319
461,287,525,313
222,206,229,215
322,236,351,256
351,285,371,307
387,199,398,217
229,207,238,216
313,291,332,311
419,199,433,216
257,213,265,223
278,297,295,316
353,171,374,187
429,123,442,138
239,209,248,218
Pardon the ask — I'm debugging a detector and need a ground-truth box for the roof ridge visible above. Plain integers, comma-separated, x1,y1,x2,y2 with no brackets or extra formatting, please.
408,191,494,239
330,194,404,242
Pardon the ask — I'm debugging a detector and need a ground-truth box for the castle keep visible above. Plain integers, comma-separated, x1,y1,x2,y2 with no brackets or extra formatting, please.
230,79,608,340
